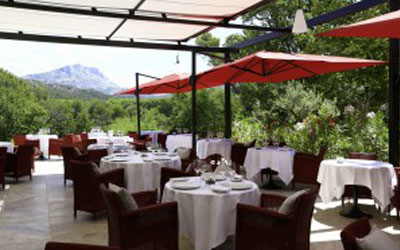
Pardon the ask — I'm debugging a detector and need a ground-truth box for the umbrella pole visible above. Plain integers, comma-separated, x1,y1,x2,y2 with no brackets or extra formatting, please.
389,0,400,166
224,52,232,139
135,73,141,136
191,51,197,150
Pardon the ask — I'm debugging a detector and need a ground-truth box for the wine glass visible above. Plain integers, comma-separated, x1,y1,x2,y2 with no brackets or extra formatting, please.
227,160,236,177
146,141,152,152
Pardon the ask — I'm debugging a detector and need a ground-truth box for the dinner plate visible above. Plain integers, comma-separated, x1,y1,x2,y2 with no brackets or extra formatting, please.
170,177,190,183
110,158,129,162
154,158,171,162
172,182,201,190
213,175,227,181
114,153,129,157
153,152,168,156
230,182,253,190
230,175,243,182
143,159,153,162
211,185,231,193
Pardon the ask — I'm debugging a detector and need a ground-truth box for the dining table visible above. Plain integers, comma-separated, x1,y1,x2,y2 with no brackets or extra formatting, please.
26,134,58,158
100,152,181,193
0,141,13,153
165,134,192,152
162,176,260,250
196,138,233,160
317,159,397,218
244,146,296,187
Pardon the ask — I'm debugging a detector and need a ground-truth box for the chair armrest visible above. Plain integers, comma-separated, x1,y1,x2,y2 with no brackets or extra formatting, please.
260,193,287,209
74,154,89,162
98,168,125,187
131,190,158,207
45,242,120,250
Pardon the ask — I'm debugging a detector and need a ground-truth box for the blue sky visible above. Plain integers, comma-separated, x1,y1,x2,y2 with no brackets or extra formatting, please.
0,28,238,89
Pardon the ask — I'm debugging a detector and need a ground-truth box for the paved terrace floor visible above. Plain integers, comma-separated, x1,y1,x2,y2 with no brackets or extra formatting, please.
1,159,400,250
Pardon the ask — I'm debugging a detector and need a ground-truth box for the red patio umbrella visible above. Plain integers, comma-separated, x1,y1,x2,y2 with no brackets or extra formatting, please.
195,51,385,85
117,73,212,95
318,9,400,38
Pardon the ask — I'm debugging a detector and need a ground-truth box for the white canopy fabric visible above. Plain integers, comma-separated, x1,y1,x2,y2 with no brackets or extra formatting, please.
2,0,270,42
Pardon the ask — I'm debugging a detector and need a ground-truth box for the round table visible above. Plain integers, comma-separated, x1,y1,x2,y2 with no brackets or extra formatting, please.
26,134,58,158
196,139,233,160
166,134,192,152
0,141,13,153
100,152,181,193
244,147,295,186
162,177,260,250
317,159,397,218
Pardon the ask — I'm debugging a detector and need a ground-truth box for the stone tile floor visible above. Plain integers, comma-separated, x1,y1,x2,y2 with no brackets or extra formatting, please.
0,158,400,250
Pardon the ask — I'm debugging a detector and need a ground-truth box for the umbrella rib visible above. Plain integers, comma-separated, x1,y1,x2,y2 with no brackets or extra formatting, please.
285,61,319,76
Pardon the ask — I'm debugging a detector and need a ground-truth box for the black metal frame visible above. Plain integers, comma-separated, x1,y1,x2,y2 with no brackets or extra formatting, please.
224,53,232,139
191,52,197,149
135,73,161,135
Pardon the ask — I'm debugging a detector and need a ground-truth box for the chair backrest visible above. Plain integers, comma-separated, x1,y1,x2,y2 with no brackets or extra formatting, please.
292,186,320,250
348,152,378,160
88,148,108,164
13,134,26,146
71,160,104,211
25,139,40,150
80,133,88,141
16,145,35,172
0,147,7,157
99,183,124,246
341,218,371,250
157,133,167,149
61,146,82,167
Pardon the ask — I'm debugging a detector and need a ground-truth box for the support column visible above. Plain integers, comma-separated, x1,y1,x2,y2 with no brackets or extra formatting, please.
389,0,400,166
191,51,197,150
224,52,232,139
135,73,141,136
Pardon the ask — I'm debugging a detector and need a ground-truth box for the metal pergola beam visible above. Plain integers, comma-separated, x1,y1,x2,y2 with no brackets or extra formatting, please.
389,0,400,165
0,31,236,53
224,53,232,139
0,1,290,34
231,0,386,49
135,72,161,136
191,52,197,150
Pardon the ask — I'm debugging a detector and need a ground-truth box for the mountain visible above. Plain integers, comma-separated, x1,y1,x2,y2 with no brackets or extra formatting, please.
23,64,121,95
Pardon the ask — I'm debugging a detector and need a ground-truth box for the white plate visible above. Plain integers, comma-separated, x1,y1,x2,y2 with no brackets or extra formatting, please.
211,185,231,193
170,177,190,183
114,153,129,157
110,159,129,162
230,182,252,190
172,182,201,190
154,158,171,162
230,175,243,182
213,175,227,181
143,159,153,162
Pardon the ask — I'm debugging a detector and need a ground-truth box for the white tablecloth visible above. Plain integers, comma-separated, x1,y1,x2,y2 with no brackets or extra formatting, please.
141,131,164,144
317,159,397,209
197,139,233,160
166,134,192,152
0,142,13,153
100,153,181,193
162,177,260,250
26,134,58,157
244,147,296,185
89,135,132,145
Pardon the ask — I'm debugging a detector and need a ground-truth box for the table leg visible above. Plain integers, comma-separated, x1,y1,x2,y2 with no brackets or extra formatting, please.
339,185,372,218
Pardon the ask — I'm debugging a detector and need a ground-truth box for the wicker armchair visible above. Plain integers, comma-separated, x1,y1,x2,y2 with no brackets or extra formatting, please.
342,152,378,207
0,154,5,190
231,140,256,173
87,148,108,166
160,167,194,198
5,145,35,182
236,187,319,250
13,134,26,147
45,242,119,250
340,218,371,250
292,146,327,189
61,146,85,185
49,138,63,157
62,134,84,152
25,139,41,158
100,184,179,250
71,160,124,217
83,138,98,153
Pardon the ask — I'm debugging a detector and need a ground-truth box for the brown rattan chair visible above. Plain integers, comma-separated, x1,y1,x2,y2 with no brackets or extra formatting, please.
62,134,84,152
5,145,35,182
128,131,139,140
236,187,319,250
45,242,119,250
341,152,378,207
157,133,167,149
160,167,194,198
83,138,98,153
13,134,26,147
25,139,41,159
231,139,256,173
0,148,6,189
71,160,124,217
340,218,371,250
87,148,108,166
292,146,327,189
49,138,63,158
99,184,179,250
61,146,85,185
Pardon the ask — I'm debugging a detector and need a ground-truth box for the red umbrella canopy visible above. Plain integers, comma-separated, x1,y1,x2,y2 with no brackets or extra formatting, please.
318,9,400,38
116,73,213,95
196,51,385,85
